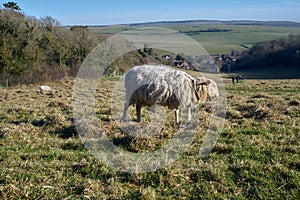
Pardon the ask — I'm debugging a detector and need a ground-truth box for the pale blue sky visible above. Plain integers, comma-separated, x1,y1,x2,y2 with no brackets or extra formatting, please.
3,0,300,25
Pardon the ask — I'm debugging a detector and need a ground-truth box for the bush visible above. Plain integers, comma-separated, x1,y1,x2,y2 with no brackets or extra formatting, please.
232,34,300,71
0,8,104,86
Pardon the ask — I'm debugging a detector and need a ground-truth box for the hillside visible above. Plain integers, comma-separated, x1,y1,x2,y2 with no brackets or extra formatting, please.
90,20,300,55
126,20,300,28
1,5,300,85
1,4,300,199
1,77,300,199
224,34,300,79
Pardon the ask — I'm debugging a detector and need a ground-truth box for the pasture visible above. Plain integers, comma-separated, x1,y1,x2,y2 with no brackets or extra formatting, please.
0,76,299,199
90,24,300,54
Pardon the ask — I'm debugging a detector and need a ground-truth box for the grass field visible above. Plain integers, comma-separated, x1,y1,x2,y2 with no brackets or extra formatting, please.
90,24,300,54
1,76,299,199
232,65,300,79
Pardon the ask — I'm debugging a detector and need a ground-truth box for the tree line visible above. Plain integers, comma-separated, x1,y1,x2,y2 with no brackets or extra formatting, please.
0,2,105,86
232,34,300,71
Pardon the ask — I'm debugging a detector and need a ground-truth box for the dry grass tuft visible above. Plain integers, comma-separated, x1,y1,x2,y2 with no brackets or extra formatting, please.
289,100,300,106
251,93,270,99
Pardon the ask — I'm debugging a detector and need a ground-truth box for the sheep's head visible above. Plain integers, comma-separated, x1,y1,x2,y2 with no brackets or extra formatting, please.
192,77,219,102
206,78,219,99
192,78,210,103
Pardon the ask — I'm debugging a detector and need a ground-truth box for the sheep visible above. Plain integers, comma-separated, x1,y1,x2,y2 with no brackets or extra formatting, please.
39,85,51,93
235,74,245,83
121,65,218,123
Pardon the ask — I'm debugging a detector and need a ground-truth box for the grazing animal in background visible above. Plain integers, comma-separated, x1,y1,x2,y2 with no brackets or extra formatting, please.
121,65,219,123
232,75,245,84
235,74,245,83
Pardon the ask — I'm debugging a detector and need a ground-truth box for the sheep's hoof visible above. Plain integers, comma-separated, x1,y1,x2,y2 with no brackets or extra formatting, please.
179,121,195,129
179,124,187,129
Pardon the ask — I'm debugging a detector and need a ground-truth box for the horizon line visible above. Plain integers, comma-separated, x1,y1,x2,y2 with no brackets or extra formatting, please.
61,19,300,27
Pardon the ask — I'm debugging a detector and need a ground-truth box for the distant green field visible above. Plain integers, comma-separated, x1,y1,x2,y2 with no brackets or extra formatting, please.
232,65,300,79
90,25,300,54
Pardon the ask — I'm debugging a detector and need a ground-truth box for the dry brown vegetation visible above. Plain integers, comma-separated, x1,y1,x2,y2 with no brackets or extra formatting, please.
0,77,299,199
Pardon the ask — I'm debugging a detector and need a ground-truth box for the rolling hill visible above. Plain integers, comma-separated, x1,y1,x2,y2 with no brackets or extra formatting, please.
89,20,300,55
126,20,300,28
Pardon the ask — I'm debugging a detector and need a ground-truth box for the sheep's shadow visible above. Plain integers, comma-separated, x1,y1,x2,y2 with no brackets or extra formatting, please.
117,120,168,139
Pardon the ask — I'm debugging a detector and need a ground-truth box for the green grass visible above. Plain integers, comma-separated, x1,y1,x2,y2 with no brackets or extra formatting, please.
91,24,300,54
233,65,300,79
0,77,299,199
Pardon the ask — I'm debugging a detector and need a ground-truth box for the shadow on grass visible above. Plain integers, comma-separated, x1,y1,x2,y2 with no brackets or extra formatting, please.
31,118,78,139
54,125,78,139
111,135,136,152
31,119,47,127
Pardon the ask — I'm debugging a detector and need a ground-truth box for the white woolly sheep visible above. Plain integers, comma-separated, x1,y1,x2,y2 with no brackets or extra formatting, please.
39,85,51,93
121,65,218,123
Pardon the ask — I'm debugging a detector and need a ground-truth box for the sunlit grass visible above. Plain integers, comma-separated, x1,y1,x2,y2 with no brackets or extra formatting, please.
0,78,299,199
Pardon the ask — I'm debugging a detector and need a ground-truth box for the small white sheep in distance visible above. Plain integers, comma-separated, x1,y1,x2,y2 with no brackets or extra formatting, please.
122,65,219,123
39,85,51,93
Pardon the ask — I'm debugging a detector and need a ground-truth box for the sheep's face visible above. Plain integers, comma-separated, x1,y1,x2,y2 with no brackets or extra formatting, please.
193,77,219,101
206,79,219,99
192,78,210,102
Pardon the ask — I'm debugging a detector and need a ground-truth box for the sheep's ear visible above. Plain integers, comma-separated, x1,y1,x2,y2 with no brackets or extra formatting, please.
199,80,211,86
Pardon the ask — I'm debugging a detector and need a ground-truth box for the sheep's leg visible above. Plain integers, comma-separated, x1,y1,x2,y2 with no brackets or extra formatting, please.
175,109,180,124
122,101,129,121
187,106,191,121
136,103,142,122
